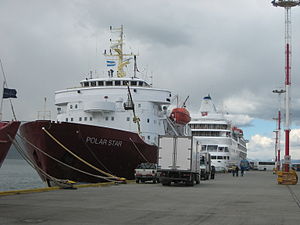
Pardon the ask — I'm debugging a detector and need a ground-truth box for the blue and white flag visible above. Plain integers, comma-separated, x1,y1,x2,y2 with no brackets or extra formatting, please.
106,60,116,67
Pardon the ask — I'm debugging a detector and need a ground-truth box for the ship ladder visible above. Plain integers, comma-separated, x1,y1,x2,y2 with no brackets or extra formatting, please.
42,127,126,183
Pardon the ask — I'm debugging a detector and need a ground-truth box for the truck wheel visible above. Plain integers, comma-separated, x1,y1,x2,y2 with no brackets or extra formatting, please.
186,177,194,186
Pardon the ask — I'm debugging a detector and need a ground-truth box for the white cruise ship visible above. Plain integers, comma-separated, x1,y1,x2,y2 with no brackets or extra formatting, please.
189,95,247,172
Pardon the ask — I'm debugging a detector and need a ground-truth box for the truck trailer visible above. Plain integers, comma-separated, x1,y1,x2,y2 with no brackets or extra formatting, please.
157,136,200,186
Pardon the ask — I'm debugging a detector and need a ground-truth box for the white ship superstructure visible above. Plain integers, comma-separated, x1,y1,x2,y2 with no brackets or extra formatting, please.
189,95,247,172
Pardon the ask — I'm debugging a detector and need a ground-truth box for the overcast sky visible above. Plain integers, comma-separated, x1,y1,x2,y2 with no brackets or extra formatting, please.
1,0,300,160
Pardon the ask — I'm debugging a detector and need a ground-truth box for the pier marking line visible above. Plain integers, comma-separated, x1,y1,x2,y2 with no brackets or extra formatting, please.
287,185,300,209
0,180,135,197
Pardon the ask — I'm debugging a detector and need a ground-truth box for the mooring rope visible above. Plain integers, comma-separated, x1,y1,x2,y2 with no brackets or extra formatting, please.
9,134,68,185
41,127,123,180
16,133,117,182
129,137,149,162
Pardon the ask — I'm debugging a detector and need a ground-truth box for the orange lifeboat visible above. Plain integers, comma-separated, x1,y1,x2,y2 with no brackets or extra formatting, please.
170,107,191,125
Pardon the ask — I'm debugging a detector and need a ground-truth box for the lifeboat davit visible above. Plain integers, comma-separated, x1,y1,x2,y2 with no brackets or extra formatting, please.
170,107,191,125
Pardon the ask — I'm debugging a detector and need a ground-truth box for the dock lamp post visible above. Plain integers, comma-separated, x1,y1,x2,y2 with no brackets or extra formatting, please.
272,0,300,172
272,89,285,170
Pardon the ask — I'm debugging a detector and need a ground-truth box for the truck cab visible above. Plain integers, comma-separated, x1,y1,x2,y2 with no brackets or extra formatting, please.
200,152,211,180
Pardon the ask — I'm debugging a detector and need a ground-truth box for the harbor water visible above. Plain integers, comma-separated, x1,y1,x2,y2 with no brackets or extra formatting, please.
0,158,44,191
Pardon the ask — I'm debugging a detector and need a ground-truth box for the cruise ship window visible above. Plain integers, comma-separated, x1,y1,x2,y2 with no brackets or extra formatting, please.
207,145,217,151
75,104,78,109
225,147,229,152
201,145,206,151
90,117,92,121
126,117,130,121
106,81,113,86
131,81,137,86
79,117,82,121
147,119,150,123
115,80,121,86
83,82,89,87
211,156,216,159
217,156,223,160
66,118,68,122
91,81,96,87
98,81,104,86
105,117,109,121
138,81,143,86
70,118,73,122
84,117,87,121
138,104,141,108
111,116,114,121
147,136,150,140
70,105,73,109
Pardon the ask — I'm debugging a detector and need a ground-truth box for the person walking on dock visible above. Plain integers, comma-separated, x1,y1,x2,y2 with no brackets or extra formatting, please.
232,165,236,176
240,163,245,177
235,165,239,177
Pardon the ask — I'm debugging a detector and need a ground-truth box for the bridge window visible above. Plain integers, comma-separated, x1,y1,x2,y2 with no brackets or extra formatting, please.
98,81,104,86
83,82,89,87
91,81,96,87
115,80,121,86
131,81,137,86
138,81,143,87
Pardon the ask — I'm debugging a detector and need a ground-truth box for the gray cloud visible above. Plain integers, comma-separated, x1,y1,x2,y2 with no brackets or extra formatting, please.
1,0,300,129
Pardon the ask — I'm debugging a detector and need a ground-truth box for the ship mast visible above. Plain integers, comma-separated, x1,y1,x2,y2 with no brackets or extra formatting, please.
272,0,300,172
104,25,135,78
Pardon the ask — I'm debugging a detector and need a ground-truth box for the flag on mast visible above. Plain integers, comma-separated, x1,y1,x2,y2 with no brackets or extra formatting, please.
3,88,17,98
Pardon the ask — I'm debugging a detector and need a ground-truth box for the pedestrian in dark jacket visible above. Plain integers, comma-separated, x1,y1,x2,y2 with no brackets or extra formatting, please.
211,166,215,179
235,165,239,177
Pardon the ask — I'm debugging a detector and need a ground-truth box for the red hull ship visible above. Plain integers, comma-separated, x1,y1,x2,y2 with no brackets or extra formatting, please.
0,121,20,167
20,120,158,183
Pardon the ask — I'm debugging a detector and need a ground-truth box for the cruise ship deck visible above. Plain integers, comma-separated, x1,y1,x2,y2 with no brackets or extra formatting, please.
0,171,299,224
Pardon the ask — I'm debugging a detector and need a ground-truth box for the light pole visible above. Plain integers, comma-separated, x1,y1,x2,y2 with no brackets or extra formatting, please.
272,89,285,170
272,0,300,172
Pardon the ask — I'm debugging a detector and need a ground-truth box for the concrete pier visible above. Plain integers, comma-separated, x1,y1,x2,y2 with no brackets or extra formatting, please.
0,171,299,225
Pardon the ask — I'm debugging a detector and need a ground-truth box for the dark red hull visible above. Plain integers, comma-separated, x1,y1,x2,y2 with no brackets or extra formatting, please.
19,120,158,183
0,121,21,168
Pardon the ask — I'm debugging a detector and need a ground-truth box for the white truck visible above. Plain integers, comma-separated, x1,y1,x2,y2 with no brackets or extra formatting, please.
157,136,201,186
